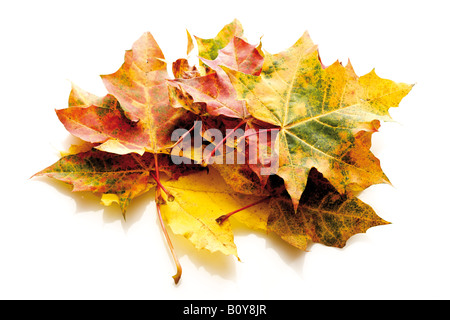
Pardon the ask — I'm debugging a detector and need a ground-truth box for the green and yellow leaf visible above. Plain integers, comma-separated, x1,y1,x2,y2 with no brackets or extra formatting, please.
223,31,413,208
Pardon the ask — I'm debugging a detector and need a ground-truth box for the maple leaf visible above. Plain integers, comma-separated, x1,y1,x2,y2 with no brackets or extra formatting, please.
223,32,413,208
200,36,264,77
167,35,266,169
34,150,157,215
168,36,263,119
159,167,271,256
101,31,167,122
34,149,199,216
57,90,150,155
57,33,195,156
266,168,389,250
33,22,413,285
99,32,193,155
168,71,247,119
195,19,244,62
213,168,388,250
212,162,270,196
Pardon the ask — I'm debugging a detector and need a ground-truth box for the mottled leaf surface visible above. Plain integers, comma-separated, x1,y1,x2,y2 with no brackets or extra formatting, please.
34,150,157,214
201,36,263,76
224,32,413,208
169,36,263,119
195,19,244,61
101,32,192,154
33,23,412,284
35,150,200,215
267,169,389,249
57,93,150,155
168,72,247,118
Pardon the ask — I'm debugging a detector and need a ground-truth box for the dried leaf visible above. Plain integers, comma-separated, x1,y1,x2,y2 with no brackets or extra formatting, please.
169,36,263,119
195,19,244,61
201,36,264,76
267,169,389,250
57,93,149,155
160,168,269,257
168,72,247,118
101,32,192,154
172,58,200,79
33,22,412,284
34,150,157,215
186,29,194,56
34,149,200,216
224,32,413,208
68,83,103,107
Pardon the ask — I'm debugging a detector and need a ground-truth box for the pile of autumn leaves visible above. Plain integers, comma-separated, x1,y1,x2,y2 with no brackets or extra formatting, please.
34,20,412,284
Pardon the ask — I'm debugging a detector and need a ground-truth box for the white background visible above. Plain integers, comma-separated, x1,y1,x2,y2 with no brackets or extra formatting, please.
1,0,449,299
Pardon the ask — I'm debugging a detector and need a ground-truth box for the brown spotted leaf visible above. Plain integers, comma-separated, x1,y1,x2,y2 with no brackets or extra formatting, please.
267,168,389,249
33,22,412,284
34,150,157,215
212,163,269,196
223,32,413,208
34,149,200,216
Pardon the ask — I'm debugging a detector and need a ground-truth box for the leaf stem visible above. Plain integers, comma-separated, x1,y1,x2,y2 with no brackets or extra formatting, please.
154,153,182,284
216,196,271,225
149,171,175,202
171,121,198,149
153,153,162,204
202,119,247,166
131,153,149,170
156,201,182,284
132,153,174,201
